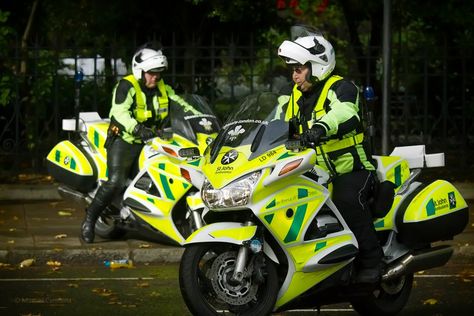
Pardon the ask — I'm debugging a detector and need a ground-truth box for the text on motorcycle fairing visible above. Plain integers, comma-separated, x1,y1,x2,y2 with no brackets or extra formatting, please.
184,114,218,120
223,120,269,129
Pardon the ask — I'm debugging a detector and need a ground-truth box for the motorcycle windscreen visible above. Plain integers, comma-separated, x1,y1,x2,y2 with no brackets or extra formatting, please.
207,92,289,163
169,94,221,145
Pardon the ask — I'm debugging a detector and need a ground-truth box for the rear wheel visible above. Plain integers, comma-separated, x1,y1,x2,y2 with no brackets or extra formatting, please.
179,243,279,316
351,273,413,316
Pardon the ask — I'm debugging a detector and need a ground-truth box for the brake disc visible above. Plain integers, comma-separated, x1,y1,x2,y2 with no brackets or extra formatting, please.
209,251,258,305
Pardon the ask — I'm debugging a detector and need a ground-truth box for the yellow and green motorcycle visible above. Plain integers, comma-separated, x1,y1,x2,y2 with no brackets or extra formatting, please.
46,94,220,245
178,92,469,315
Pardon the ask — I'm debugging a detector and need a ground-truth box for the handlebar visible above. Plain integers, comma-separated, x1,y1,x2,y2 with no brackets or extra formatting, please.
285,135,329,151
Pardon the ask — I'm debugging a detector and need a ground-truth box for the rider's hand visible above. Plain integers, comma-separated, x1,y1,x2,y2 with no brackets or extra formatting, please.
302,125,326,145
133,124,155,141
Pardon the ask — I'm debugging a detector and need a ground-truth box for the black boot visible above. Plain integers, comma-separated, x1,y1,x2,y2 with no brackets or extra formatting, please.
81,203,103,243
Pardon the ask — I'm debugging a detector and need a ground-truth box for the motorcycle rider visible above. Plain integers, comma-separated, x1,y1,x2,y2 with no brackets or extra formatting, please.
81,43,173,243
277,26,383,283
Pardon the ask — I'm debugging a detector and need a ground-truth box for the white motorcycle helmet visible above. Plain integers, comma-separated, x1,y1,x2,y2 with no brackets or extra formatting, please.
278,29,335,82
132,47,168,80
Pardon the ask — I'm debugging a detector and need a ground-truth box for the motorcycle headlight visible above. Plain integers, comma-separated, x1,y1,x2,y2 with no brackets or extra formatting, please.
202,171,261,209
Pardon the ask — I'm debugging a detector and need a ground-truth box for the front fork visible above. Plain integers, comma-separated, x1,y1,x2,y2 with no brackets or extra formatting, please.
186,192,205,230
231,221,262,284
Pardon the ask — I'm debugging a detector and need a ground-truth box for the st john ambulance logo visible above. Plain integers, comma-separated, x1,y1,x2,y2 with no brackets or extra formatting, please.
221,150,238,165
228,125,245,141
199,118,213,132
448,191,456,209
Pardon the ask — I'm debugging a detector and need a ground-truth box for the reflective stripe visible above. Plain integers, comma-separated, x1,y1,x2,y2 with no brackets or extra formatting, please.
285,75,343,123
313,75,343,119
316,133,364,154
123,75,169,123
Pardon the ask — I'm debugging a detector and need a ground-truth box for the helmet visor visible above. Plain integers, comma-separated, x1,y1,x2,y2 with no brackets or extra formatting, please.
290,25,322,41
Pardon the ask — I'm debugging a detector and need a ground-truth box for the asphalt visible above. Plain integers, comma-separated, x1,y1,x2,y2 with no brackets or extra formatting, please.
0,183,473,268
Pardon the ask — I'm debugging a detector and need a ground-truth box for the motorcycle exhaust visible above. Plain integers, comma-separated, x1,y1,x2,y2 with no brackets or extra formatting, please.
382,245,453,281
58,185,92,205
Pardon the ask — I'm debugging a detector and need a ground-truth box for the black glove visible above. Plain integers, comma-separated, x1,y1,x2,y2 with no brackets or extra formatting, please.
302,125,326,145
133,124,155,141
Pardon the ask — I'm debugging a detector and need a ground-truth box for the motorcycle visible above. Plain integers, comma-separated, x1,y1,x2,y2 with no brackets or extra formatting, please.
178,92,469,315
46,93,220,245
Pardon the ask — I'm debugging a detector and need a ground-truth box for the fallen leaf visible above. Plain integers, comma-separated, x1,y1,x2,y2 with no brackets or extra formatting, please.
462,278,472,282
0,263,11,268
47,260,62,267
149,291,161,297
417,270,425,274
12,216,19,221
136,282,149,288
9,228,16,232
139,243,151,248
19,258,35,268
54,234,68,239
92,288,114,297
68,283,79,288
423,298,438,305
58,211,72,216
7,240,15,244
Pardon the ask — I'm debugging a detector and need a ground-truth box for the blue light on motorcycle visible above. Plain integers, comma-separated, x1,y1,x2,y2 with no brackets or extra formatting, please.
363,85,376,101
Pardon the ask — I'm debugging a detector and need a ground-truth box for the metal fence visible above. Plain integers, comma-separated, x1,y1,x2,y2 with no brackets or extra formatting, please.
1,35,473,175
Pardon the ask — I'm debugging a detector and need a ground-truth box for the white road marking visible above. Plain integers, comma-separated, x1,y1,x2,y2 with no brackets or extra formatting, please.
287,308,353,312
0,277,155,282
0,274,469,282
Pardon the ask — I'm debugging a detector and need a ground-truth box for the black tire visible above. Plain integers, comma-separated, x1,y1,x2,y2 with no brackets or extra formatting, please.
351,273,414,316
95,214,126,240
179,243,279,316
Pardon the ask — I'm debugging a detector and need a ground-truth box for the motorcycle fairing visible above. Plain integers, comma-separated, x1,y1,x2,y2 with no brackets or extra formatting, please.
186,222,258,244
254,180,329,245
186,191,205,211
203,143,317,190
185,222,280,263
373,155,411,192
124,155,193,245
85,122,109,180
252,174,358,308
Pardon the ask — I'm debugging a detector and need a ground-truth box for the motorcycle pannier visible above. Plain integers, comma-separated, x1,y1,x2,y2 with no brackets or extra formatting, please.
46,140,97,192
396,180,469,245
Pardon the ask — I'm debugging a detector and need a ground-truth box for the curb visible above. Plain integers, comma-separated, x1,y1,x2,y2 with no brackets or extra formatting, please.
0,184,61,201
1,244,472,266
0,247,185,266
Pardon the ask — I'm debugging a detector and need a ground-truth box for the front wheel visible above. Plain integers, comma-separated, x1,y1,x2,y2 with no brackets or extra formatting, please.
351,273,414,316
179,243,279,316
